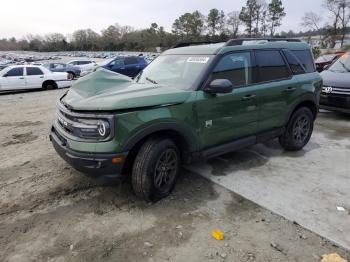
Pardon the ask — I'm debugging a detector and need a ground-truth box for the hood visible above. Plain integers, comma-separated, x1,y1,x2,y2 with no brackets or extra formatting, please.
321,70,350,88
62,68,192,111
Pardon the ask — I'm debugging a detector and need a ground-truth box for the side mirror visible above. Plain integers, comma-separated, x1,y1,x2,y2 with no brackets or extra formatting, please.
204,79,233,94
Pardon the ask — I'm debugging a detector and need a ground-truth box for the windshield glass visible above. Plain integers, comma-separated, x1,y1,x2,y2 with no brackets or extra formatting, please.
327,53,350,73
99,57,117,66
135,55,213,90
315,54,336,63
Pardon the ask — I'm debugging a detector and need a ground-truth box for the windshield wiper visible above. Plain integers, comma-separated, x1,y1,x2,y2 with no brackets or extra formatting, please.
145,77,158,84
338,61,350,72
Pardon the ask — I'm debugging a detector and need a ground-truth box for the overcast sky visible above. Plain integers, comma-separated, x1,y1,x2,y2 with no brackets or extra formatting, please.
0,0,325,39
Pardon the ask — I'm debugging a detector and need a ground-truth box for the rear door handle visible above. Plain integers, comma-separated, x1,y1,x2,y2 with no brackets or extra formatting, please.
283,87,297,93
19,77,24,79
241,94,256,101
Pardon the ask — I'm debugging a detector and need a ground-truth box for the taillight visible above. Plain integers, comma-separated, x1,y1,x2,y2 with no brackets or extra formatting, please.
67,74,72,80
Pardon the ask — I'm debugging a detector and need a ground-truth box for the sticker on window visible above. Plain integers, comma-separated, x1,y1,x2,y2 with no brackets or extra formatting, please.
187,57,210,63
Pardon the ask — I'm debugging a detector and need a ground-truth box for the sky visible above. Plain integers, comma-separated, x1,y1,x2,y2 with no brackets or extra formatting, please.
0,0,326,39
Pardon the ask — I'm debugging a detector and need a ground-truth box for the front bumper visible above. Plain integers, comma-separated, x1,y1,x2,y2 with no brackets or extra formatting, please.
50,126,128,179
320,94,350,114
56,80,72,89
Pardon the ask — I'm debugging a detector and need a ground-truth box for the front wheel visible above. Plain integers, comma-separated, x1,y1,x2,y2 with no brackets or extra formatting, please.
131,137,180,202
279,107,314,151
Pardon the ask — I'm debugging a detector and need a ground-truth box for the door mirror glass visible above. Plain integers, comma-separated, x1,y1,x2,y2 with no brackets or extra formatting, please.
204,79,233,94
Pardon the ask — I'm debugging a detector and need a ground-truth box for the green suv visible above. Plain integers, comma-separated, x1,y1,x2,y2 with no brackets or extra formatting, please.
50,38,322,201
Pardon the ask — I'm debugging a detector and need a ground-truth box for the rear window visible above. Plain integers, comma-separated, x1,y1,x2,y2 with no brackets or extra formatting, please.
26,67,43,76
255,50,290,82
291,50,315,73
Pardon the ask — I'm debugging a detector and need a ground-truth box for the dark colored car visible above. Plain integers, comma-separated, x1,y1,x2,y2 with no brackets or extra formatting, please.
50,38,321,201
320,52,350,114
44,63,81,79
101,56,147,78
315,52,345,72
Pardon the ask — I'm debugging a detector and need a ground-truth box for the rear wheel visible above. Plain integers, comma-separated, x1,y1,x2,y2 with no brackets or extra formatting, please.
131,137,180,202
279,107,314,151
43,81,57,90
67,72,75,80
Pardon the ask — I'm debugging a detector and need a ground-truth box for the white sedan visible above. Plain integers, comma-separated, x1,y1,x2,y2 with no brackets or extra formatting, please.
67,60,98,76
0,65,72,91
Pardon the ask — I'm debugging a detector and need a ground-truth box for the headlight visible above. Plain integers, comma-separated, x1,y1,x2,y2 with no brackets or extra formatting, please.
75,118,111,139
57,102,114,141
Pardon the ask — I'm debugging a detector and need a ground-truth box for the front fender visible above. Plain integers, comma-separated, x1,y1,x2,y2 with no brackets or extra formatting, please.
121,121,199,152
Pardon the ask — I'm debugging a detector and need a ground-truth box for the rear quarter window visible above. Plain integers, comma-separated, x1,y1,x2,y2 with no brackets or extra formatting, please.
291,50,315,73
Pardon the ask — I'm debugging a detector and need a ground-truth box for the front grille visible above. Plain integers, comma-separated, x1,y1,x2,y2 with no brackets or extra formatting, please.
322,86,350,95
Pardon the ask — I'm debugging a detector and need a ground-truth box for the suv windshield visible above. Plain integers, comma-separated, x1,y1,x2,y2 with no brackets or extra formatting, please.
136,55,213,90
327,53,350,73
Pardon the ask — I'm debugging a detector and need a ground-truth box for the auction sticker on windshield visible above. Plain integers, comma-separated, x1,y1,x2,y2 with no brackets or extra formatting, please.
187,57,210,63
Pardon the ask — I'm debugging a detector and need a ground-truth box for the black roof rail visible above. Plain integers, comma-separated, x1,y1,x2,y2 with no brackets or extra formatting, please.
226,38,302,46
173,41,223,48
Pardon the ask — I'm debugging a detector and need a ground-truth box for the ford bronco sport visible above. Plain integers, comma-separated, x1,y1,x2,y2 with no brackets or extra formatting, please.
50,38,322,201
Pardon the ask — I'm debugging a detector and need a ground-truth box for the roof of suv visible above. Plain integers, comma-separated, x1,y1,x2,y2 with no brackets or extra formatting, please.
163,40,311,56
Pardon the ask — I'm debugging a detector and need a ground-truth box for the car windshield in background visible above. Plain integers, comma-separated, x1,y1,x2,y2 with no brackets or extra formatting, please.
136,55,213,90
99,58,115,66
327,53,350,73
315,54,336,63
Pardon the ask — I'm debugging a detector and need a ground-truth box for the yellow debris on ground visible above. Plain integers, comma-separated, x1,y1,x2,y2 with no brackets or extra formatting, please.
321,253,348,262
212,229,224,240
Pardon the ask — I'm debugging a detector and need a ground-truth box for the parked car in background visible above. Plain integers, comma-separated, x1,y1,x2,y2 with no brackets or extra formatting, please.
0,65,71,91
320,52,350,114
50,39,321,201
44,63,81,79
315,52,345,72
100,56,147,78
67,60,98,76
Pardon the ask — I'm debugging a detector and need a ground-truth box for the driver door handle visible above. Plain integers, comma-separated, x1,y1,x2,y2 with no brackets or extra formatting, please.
241,94,256,101
283,87,297,93
19,77,24,79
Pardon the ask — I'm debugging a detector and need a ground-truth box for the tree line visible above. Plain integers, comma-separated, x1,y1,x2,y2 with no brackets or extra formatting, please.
0,0,286,52
301,0,350,47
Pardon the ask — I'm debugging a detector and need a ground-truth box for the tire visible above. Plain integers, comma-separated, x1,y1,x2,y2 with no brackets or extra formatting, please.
43,82,57,90
279,107,314,151
67,72,75,80
131,137,181,202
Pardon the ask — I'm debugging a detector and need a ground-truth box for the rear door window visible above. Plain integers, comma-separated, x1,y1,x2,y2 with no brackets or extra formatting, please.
26,67,44,76
291,50,315,73
78,61,91,65
255,50,290,82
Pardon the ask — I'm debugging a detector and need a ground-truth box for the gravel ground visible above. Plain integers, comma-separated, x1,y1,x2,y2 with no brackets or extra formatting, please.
0,89,349,262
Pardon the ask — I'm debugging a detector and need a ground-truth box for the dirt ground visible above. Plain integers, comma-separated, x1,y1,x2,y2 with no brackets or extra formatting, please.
0,89,349,262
